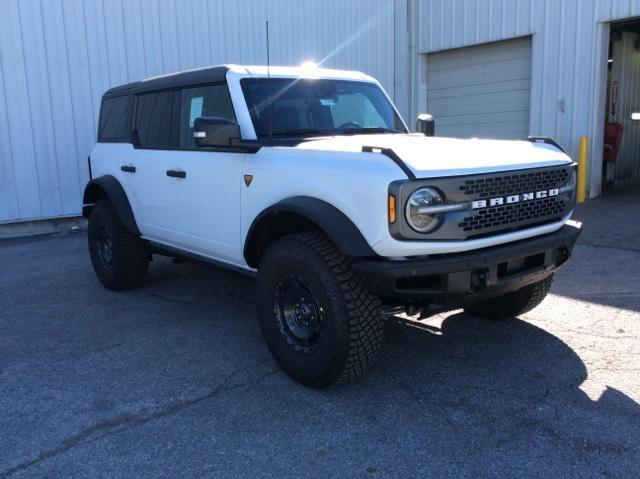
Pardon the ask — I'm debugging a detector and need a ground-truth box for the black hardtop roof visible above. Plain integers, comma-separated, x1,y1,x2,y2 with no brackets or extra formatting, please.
103,65,230,98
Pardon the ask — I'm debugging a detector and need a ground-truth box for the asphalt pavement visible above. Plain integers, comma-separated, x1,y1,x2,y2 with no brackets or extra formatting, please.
1,190,639,478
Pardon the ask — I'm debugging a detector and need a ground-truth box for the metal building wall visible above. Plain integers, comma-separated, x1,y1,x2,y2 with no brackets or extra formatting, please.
0,0,398,223
411,0,640,198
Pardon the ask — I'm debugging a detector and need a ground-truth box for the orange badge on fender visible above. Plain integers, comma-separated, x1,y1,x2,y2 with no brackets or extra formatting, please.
244,175,254,187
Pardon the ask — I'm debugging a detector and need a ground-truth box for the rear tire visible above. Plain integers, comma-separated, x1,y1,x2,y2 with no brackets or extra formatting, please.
464,274,554,320
256,232,383,388
88,200,149,291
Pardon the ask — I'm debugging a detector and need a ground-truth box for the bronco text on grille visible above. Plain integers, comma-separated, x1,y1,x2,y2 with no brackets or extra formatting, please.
457,165,575,238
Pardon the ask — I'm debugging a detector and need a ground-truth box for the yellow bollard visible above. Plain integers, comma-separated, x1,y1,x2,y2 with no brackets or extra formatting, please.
577,136,588,203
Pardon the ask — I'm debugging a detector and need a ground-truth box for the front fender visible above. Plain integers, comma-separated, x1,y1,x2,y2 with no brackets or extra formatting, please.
244,196,377,267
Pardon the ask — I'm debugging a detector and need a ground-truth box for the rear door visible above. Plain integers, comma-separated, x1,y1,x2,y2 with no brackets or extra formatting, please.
131,84,245,264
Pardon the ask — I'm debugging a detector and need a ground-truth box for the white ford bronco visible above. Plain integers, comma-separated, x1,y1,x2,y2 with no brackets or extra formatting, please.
84,64,581,387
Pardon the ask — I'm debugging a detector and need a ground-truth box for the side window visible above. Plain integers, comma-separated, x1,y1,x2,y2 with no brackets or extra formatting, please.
135,91,175,149
98,96,130,141
179,84,236,148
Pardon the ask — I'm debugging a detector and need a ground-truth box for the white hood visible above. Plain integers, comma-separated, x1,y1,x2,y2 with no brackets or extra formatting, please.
295,134,572,177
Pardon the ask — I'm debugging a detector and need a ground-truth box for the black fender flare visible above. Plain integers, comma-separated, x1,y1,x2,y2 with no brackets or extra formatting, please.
244,196,376,267
82,175,140,236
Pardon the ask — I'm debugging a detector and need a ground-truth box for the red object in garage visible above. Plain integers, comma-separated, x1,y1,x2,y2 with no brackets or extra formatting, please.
603,122,623,162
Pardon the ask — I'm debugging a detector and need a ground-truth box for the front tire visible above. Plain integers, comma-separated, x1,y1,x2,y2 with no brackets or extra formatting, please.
464,274,554,320
256,232,383,388
88,200,149,291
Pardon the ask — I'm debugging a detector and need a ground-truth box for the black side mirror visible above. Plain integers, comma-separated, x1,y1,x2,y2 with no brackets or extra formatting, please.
193,117,241,147
416,113,435,137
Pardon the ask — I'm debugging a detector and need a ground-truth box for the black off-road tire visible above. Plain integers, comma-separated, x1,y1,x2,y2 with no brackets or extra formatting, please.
256,232,383,388
88,200,149,291
464,274,554,320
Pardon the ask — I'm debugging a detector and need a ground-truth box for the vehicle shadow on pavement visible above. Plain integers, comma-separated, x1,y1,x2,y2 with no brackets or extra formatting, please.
372,312,640,475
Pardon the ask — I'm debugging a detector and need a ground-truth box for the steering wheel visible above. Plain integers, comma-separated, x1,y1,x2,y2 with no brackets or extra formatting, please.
337,121,362,130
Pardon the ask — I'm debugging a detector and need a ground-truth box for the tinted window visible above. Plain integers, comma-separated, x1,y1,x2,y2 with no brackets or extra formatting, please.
98,96,130,141
135,91,175,149
179,84,236,148
241,78,405,138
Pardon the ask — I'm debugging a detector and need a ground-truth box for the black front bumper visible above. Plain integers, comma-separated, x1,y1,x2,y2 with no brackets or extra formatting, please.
353,221,582,303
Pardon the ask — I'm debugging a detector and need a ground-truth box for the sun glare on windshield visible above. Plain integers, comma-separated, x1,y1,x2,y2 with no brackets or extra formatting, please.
241,78,406,138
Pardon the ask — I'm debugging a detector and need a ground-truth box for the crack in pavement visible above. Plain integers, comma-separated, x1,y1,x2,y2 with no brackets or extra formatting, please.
577,241,640,253
558,291,640,298
0,359,276,478
149,292,194,305
548,326,640,341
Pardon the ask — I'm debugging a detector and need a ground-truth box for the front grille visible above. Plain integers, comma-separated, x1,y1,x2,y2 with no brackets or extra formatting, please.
459,168,569,198
388,164,575,242
454,165,574,239
459,197,567,234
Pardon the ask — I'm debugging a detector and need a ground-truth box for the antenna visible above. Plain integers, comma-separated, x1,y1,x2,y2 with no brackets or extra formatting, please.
266,20,273,144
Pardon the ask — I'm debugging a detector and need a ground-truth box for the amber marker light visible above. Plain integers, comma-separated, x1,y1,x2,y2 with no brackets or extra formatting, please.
388,195,396,223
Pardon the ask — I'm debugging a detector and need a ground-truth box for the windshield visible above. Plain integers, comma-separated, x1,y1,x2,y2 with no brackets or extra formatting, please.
241,78,407,138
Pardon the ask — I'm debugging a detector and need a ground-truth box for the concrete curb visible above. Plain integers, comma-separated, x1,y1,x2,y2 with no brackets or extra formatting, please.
0,216,87,240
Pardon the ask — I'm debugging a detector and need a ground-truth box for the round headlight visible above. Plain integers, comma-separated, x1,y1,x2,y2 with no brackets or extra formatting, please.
406,187,443,233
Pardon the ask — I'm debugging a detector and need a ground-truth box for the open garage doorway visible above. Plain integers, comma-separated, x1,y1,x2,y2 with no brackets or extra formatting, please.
603,19,640,195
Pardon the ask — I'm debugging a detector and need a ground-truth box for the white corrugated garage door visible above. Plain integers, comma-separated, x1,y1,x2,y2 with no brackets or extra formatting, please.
426,37,532,140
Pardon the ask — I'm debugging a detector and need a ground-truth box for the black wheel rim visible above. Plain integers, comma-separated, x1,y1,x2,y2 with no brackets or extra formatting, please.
95,222,114,269
273,275,324,354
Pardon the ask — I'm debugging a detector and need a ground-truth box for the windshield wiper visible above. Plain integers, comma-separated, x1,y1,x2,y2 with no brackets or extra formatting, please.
339,127,400,135
264,129,331,137
260,127,401,138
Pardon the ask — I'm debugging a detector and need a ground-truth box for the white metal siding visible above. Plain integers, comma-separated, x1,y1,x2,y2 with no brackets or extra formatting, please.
0,0,398,223
412,0,640,198
426,37,531,139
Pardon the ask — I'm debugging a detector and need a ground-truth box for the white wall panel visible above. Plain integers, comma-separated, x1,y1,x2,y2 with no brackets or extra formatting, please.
414,0,640,197
0,0,398,222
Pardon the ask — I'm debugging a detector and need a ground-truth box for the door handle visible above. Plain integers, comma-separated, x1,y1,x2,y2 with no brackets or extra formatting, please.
166,169,186,179
121,165,136,173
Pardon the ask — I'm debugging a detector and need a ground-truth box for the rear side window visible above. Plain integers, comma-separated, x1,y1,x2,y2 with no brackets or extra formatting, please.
98,96,130,141
178,84,236,148
135,91,175,149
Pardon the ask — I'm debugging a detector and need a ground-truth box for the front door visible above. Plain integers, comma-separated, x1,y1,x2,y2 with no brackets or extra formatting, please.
131,84,244,264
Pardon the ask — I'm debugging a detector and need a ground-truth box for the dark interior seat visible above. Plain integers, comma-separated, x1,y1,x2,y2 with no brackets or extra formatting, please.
273,106,300,131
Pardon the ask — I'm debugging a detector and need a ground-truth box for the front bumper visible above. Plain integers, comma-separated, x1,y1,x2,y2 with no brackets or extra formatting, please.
353,221,582,303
